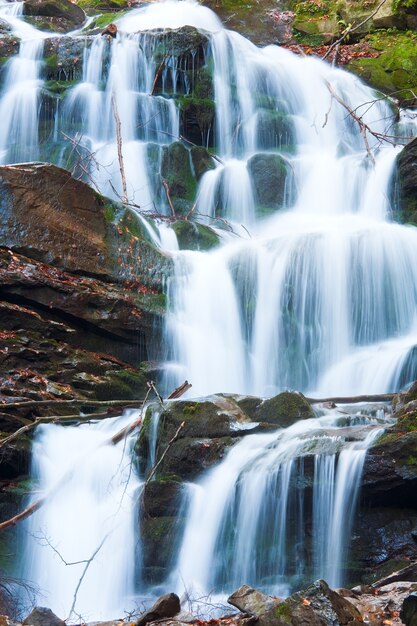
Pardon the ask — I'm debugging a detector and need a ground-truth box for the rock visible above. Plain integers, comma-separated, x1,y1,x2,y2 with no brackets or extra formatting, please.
238,391,315,427
135,593,181,626
23,0,86,32
228,585,281,615
228,581,361,626
172,220,220,251
348,31,417,107
402,593,417,626
161,142,197,214
180,97,215,148
101,23,117,38
247,153,294,215
394,137,417,225
0,164,172,411
190,146,216,180
22,606,65,626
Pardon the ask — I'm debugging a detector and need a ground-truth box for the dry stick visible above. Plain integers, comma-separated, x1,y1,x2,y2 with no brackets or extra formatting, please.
150,55,168,96
144,421,185,486
111,91,129,204
305,393,395,404
168,380,192,399
0,389,161,532
322,0,387,61
0,399,144,410
326,80,376,163
110,383,154,445
162,179,176,217
68,534,109,620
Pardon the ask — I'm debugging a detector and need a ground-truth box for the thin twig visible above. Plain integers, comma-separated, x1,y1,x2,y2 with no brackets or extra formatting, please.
111,92,129,204
322,0,387,61
144,421,185,485
151,55,168,96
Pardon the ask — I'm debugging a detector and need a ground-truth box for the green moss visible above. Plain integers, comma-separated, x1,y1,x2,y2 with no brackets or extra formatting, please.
172,220,220,251
44,79,77,95
86,11,125,28
274,601,292,624
348,31,417,103
76,0,128,13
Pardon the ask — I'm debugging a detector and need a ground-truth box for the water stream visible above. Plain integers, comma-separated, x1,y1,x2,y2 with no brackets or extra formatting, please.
1,0,416,619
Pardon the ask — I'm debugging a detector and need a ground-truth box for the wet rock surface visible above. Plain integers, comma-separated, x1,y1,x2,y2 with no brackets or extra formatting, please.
0,164,171,445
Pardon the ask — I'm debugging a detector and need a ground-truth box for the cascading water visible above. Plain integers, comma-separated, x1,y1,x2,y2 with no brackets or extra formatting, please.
20,412,142,622
172,407,387,597
1,0,416,619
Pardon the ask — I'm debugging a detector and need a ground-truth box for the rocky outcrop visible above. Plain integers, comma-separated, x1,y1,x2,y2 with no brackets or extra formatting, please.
228,580,362,626
354,388,417,581
23,0,86,32
0,164,171,406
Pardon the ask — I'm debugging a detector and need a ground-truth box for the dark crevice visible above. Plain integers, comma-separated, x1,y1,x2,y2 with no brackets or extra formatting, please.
0,290,149,365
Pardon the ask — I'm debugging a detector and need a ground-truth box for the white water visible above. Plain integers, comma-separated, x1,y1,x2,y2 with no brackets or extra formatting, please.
172,408,386,596
21,412,142,622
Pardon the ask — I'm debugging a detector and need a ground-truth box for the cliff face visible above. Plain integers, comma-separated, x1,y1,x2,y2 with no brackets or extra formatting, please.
0,163,171,406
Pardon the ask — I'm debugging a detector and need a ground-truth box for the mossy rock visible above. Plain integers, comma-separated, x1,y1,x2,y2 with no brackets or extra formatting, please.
190,146,216,180
248,153,294,213
256,110,295,153
140,516,182,572
76,0,128,12
237,391,315,427
155,435,236,479
91,369,148,401
172,220,220,251
348,31,417,105
23,0,86,30
180,96,215,147
141,480,185,517
161,142,197,205
392,137,417,225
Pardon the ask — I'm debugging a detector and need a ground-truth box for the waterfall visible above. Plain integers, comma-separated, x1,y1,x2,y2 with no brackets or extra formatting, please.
20,412,142,622
1,0,416,618
172,410,386,597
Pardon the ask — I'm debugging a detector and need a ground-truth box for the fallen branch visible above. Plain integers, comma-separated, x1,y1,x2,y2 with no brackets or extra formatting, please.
150,54,168,96
322,0,387,61
0,399,144,410
305,393,395,404
111,91,129,204
145,421,185,485
0,384,166,532
162,179,176,217
168,380,192,399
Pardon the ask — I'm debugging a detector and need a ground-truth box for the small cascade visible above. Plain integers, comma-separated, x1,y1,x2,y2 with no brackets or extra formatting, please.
173,408,387,597
21,412,142,621
0,32,45,163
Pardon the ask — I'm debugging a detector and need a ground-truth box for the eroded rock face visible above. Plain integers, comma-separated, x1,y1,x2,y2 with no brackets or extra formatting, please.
0,164,172,404
228,580,362,626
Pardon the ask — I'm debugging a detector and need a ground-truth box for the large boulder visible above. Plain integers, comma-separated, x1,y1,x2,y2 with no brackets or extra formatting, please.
22,606,65,626
23,0,85,32
136,593,180,626
402,593,417,626
228,581,362,626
